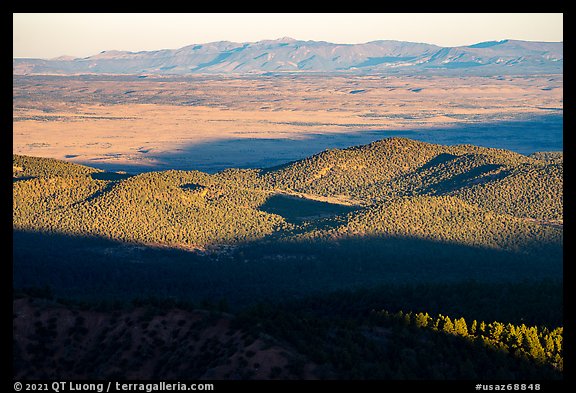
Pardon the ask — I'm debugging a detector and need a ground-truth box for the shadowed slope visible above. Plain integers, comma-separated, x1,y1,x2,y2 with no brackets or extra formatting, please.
13,229,562,308
13,297,317,379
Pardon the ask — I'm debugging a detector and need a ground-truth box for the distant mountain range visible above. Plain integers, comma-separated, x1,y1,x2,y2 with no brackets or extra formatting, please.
13,38,562,76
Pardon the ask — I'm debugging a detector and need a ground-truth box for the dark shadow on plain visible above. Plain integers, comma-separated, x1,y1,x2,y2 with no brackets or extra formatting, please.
73,114,563,174
13,229,562,310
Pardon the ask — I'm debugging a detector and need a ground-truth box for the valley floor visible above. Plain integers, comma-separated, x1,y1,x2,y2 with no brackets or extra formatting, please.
13,74,562,173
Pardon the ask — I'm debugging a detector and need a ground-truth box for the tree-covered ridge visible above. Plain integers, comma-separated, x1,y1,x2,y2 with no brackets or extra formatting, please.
354,153,508,201
529,151,563,163
13,176,109,217
237,290,563,379
264,138,448,197
13,165,287,249
13,154,101,178
14,289,563,380
376,310,563,372
13,137,562,250
451,162,563,222
264,138,535,198
263,138,561,226
334,195,562,252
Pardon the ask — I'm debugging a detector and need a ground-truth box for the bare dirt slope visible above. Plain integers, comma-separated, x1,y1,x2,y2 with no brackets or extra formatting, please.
13,297,318,380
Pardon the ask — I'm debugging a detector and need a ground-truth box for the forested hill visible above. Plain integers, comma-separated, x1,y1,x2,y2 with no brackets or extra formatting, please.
12,137,564,380
13,137,562,252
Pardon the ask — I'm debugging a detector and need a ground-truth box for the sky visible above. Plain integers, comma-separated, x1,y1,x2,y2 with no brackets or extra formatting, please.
13,13,563,59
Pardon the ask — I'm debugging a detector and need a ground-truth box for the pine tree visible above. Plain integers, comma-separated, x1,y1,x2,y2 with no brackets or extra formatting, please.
403,312,412,326
414,312,431,328
442,316,455,335
454,317,468,337
489,322,504,341
479,321,486,335
470,320,478,336
523,327,546,364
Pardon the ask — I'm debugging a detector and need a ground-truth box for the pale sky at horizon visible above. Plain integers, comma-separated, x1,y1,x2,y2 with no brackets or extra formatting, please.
13,13,563,59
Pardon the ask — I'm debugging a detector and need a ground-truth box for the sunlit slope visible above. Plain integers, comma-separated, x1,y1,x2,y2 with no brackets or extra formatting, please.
450,163,563,222
13,137,562,250
13,159,285,248
265,138,534,197
334,195,562,252
266,138,561,223
265,138,447,197
529,151,563,163
13,154,102,178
